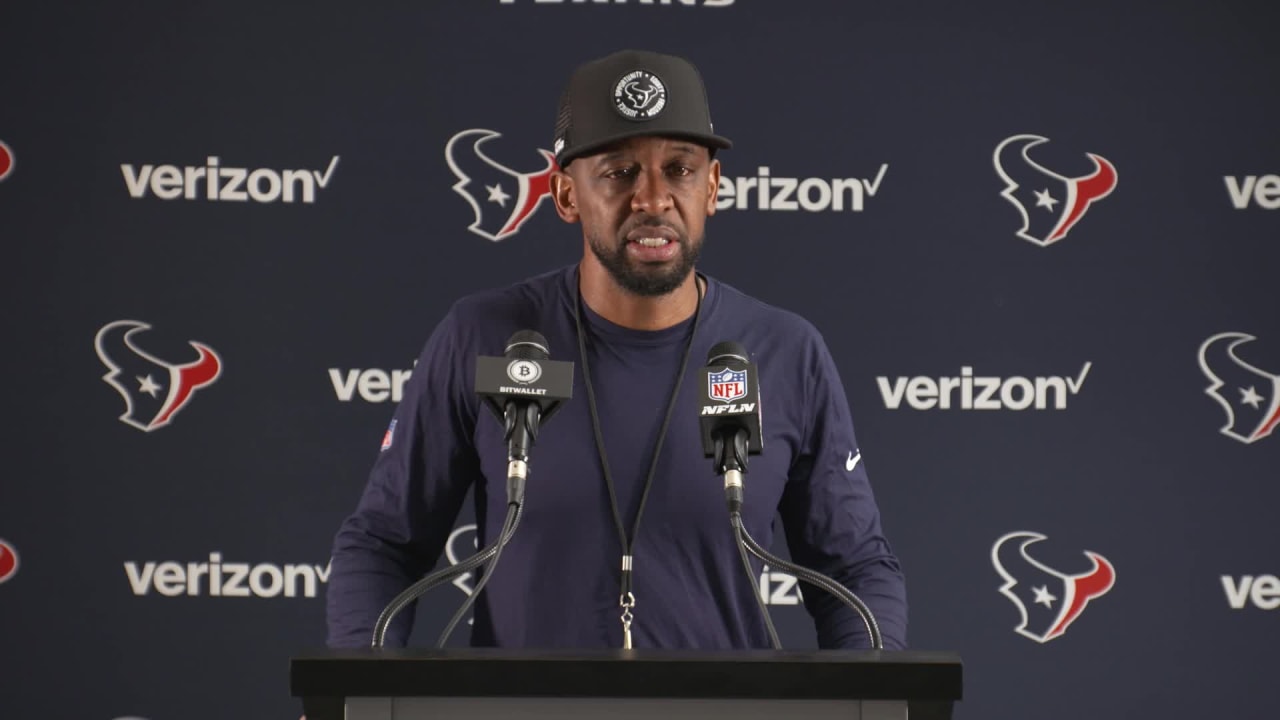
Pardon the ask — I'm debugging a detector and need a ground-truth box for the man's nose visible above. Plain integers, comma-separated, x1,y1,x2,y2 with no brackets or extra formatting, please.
630,168,673,214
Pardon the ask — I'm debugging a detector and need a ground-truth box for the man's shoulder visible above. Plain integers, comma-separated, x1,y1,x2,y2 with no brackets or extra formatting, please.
450,265,569,315
707,274,825,346
435,265,572,351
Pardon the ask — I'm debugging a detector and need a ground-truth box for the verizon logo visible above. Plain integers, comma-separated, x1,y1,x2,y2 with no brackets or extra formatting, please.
877,363,1092,410
124,553,330,598
717,165,888,212
1225,175,1280,209
329,365,414,403
1222,575,1280,610
758,565,802,605
122,155,339,203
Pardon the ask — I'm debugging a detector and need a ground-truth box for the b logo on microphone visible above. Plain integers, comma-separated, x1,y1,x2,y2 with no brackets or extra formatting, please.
476,331,574,420
507,359,542,385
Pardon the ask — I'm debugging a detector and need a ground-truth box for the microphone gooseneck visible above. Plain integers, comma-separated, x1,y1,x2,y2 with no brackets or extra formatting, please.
371,501,524,648
734,513,883,650
733,513,781,649
435,501,522,648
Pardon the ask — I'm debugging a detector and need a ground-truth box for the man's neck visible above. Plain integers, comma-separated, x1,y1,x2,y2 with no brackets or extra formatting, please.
578,262,703,331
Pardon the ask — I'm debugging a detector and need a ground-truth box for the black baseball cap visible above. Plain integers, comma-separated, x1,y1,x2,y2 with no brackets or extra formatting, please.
553,49,732,168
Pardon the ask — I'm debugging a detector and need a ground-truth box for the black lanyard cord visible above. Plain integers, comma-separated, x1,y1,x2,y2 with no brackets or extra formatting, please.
573,273,704,645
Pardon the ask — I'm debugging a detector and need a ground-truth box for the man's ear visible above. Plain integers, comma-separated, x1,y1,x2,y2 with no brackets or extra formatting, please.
551,170,579,223
705,158,721,216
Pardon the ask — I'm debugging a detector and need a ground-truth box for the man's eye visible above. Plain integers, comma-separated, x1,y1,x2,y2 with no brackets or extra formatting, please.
605,167,635,179
670,166,693,177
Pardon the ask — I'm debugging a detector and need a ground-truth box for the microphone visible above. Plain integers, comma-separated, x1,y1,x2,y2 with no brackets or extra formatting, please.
698,339,884,650
697,341,763,514
372,330,574,650
474,330,574,505
436,330,573,648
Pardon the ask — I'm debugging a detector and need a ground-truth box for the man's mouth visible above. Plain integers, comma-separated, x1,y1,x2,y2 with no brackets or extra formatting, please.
632,236,671,247
627,225,678,245
624,226,680,262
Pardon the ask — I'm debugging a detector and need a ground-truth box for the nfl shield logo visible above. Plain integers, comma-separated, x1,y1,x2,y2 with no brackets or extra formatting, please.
708,368,748,404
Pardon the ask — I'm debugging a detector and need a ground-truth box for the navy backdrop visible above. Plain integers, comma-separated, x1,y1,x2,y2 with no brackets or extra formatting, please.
2,2,1277,719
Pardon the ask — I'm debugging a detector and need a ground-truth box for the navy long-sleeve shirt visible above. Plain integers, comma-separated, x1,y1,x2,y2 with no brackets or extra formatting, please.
326,264,907,650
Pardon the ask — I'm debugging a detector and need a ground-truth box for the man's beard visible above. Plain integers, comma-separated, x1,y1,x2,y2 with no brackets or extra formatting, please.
587,229,702,298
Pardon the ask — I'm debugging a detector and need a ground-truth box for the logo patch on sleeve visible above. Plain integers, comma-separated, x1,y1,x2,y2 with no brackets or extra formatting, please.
381,419,397,451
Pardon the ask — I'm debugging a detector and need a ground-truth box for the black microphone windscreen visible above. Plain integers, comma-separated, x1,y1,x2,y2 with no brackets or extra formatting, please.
707,340,748,367
505,330,550,360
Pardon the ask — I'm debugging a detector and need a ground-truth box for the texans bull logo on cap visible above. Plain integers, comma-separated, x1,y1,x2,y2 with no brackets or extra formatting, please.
614,70,667,120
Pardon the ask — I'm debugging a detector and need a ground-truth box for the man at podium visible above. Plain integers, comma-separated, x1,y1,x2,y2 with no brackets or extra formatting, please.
325,49,908,652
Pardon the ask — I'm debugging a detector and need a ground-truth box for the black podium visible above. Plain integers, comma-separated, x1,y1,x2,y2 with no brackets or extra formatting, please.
291,648,962,720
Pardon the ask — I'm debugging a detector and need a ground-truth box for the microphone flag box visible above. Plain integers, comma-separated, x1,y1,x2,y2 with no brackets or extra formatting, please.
475,355,575,422
697,362,763,455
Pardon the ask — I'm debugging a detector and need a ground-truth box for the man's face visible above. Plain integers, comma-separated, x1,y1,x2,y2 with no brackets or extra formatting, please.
554,136,720,297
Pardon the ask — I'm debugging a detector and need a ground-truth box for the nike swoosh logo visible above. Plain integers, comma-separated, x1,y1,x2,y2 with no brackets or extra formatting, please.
846,451,861,472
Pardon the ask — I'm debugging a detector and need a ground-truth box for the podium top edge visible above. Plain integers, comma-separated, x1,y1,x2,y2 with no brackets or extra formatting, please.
290,648,963,702
292,647,962,665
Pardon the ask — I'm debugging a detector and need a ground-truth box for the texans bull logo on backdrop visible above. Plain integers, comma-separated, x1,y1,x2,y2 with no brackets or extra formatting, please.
0,140,14,181
445,523,480,597
993,134,1117,247
1198,332,1280,444
0,539,18,584
991,531,1115,643
445,129,556,242
94,320,223,431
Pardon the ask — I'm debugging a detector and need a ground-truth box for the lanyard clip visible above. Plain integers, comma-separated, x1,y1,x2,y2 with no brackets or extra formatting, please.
620,591,636,649
620,554,636,648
